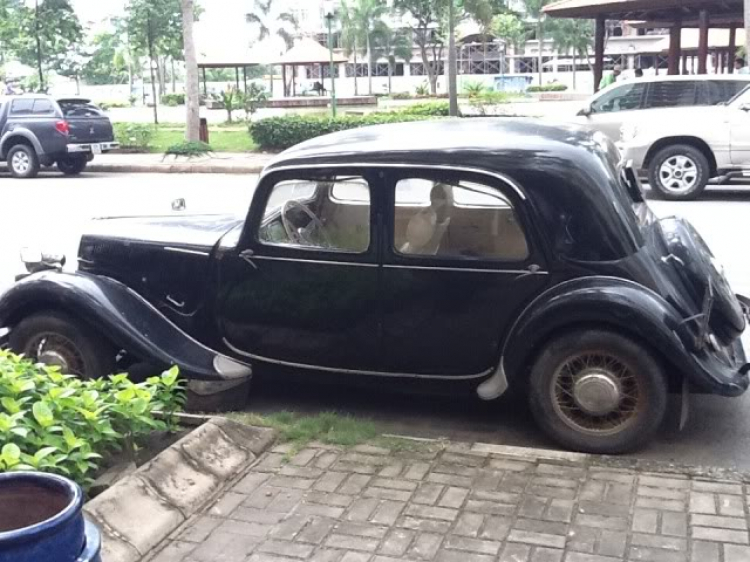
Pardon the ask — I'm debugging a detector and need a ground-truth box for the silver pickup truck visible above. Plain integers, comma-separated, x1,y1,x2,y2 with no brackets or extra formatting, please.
618,84,750,200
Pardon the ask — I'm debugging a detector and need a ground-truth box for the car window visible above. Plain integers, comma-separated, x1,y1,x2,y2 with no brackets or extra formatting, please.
58,100,104,117
10,98,34,115
591,83,645,113
32,99,54,115
702,81,749,105
394,177,528,261
259,176,371,253
645,81,698,109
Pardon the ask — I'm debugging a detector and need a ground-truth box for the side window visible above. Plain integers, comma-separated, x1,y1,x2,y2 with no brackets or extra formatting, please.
591,83,645,113
258,176,371,253
10,99,34,115
702,81,749,105
32,99,54,114
394,177,529,261
645,81,697,108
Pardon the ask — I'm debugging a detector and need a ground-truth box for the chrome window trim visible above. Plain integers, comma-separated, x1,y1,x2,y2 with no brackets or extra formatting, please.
223,338,491,380
260,162,527,200
251,254,379,268
383,264,548,275
164,247,211,257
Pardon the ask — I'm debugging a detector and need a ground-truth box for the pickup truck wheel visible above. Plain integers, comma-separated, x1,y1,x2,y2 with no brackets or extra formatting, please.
7,144,40,179
648,144,710,201
529,329,667,454
9,312,116,379
57,156,88,176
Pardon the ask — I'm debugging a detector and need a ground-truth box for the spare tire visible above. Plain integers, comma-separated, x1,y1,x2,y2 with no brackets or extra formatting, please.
660,217,745,345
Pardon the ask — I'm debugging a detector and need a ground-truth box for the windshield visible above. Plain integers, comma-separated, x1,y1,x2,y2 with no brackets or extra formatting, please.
58,100,104,117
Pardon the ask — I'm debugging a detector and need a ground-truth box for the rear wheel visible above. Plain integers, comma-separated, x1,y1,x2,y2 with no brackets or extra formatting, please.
648,144,710,201
9,312,116,378
7,144,40,179
57,155,88,176
529,329,667,454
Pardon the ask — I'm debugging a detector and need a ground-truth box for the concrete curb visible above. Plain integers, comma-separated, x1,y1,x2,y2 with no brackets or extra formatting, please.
87,163,264,175
84,417,277,562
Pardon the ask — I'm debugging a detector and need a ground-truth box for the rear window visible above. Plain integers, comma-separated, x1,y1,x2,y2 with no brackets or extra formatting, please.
10,98,34,115
57,100,104,117
701,81,749,105
645,81,698,109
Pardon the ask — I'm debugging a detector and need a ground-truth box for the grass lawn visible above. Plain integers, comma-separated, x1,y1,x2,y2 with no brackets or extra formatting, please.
150,128,257,153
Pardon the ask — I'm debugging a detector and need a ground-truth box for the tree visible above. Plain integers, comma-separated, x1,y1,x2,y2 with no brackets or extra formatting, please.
341,0,387,95
370,21,412,94
182,0,199,142
746,0,750,71
246,0,298,96
339,2,362,96
493,13,527,54
521,0,553,85
395,0,449,95
81,30,131,85
0,0,21,67
11,0,83,92
548,18,592,92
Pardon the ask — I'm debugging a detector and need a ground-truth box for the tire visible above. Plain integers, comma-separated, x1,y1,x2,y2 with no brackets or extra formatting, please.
529,329,667,454
57,156,88,176
648,144,710,201
9,312,116,379
7,144,41,179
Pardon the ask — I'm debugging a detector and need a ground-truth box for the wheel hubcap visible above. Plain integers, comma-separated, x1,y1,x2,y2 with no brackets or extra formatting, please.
573,371,621,416
38,349,72,372
25,334,85,376
12,151,30,173
658,155,698,194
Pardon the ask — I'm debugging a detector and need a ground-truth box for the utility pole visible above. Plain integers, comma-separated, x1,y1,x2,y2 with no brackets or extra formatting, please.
181,0,200,142
448,0,458,117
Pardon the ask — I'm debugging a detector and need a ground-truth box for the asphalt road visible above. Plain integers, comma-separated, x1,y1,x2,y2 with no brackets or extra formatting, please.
2,171,750,470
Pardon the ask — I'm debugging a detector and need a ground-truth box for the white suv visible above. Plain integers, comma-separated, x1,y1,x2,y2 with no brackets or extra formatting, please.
575,75,750,141
618,84,750,200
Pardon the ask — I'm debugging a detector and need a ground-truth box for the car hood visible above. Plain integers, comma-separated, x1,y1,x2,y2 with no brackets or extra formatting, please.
83,214,245,250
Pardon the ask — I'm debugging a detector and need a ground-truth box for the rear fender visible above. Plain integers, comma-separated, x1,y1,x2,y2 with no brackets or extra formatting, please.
0,271,250,381
501,276,746,396
0,129,44,158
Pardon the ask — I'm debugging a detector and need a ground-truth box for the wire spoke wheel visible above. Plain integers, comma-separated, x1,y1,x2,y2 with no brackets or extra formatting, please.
23,332,87,377
551,351,642,437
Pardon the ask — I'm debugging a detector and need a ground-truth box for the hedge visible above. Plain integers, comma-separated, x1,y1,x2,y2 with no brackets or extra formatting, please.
527,83,568,92
249,113,438,151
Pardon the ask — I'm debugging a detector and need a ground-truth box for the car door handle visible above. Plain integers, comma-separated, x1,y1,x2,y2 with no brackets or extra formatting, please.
239,249,258,270
514,264,542,281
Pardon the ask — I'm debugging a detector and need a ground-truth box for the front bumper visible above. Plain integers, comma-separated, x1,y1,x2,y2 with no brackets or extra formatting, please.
616,140,650,171
67,142,119,154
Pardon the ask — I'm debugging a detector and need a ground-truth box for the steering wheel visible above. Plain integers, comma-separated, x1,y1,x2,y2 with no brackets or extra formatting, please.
281,199,332,248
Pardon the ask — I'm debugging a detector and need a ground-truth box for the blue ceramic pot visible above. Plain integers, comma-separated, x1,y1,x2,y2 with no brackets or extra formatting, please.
0,472,101,562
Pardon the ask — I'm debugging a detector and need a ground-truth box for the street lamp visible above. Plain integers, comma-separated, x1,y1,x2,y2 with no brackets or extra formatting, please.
324,0,338,118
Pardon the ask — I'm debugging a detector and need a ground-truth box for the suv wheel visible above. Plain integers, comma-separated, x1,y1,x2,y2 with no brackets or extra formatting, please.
57,155,88,176
10,312,116,379
648,144,710,201
7,144,40,179
529,329,667,454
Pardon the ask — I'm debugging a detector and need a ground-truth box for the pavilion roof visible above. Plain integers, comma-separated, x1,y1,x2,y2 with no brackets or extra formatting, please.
273,38,347,65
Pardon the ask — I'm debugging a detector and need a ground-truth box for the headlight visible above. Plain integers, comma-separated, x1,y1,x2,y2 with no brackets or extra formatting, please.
620,123,639,143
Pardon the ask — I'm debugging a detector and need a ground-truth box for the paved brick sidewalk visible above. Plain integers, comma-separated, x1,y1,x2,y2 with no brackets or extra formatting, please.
88,152,274,175
145,441,750,562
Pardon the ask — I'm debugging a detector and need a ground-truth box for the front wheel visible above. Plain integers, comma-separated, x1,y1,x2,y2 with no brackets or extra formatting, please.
9,312,116,378
529,329,667,454
57,156,88,176
648,144,710,201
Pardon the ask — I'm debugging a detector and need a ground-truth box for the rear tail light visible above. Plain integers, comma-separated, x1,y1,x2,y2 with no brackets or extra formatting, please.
55,120,70,135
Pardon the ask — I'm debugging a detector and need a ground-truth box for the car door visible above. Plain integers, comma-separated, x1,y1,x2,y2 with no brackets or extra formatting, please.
584,82,646,140
216,168,383,372
730,103,750,165
380,169,549,377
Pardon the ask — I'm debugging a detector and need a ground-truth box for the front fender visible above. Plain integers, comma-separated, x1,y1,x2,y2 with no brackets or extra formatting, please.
0,271,251,381
502,276,748,397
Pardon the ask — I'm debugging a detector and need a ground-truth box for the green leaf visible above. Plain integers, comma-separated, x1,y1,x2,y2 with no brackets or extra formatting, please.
1,396,22,414
1,443,21,464
34,447,59,463
32,401,54,428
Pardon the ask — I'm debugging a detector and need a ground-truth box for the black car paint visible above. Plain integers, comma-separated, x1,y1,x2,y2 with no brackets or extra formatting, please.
0,119,747,396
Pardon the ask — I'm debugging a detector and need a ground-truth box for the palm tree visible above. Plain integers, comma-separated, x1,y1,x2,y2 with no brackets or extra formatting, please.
246,0,298,96
370,21,412,94
181,0,199,141
521,0,552,85
549,18,592,92
341,0,387,95
339,1,361,95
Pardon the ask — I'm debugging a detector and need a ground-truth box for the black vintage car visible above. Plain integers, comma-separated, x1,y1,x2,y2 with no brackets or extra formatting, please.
1,119,748,453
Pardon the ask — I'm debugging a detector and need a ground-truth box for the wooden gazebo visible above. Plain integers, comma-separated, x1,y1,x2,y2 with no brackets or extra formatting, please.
544,0,744,91
273,38,347,98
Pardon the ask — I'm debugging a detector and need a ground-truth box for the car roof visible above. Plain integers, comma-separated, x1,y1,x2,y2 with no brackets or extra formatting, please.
266,118,604,177
634,74,750,84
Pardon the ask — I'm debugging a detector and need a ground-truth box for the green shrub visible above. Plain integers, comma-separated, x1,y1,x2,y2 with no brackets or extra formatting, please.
161,93,186,106
165,141,212,157
398,101,450,117
390,91,411,100
250,113,435,151
527,83,568,93
113,123,155,151
462,81,487,98
414,82,430,97
0,350,185,487
98,100,130,110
